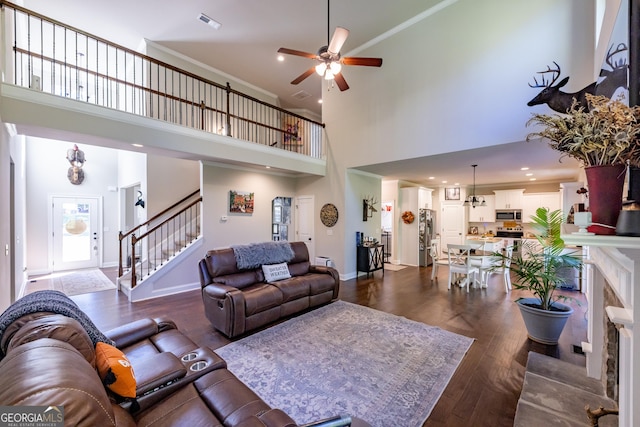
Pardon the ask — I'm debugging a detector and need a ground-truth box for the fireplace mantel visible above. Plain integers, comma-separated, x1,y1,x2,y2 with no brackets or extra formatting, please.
562,234,640,427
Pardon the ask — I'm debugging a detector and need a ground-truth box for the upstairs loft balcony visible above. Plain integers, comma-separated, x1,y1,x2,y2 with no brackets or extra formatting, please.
0,1,326,175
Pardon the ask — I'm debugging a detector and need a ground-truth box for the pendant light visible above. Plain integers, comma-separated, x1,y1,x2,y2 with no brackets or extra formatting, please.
463,164,486,208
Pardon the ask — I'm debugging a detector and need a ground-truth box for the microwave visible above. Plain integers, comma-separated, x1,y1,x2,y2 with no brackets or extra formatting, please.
495,209,522,221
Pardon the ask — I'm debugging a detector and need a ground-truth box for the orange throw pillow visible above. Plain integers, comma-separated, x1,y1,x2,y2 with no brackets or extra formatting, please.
95,342,136,398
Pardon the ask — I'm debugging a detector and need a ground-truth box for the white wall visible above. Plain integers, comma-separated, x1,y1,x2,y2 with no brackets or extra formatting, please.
0,122,13,310
310,0,597,277
325,0,596,168
146,154,199,216
24,137,120,273
201,163,297,249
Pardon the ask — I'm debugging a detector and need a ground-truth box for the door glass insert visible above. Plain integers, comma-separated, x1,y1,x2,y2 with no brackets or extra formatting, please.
62,202,91,262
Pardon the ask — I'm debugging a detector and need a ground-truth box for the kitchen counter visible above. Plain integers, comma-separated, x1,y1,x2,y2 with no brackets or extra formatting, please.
466,236,502,243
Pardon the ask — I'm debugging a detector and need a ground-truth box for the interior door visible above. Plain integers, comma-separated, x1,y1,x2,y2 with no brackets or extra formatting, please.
295,195,315,261
440,204,465,255
52,196,100,271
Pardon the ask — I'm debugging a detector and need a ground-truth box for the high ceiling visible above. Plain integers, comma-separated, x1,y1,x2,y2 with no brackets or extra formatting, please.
20,0,583,188
23,0,440,115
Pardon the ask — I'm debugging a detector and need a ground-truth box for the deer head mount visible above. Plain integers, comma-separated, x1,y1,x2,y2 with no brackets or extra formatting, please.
527,43,628,113
363,195,378,221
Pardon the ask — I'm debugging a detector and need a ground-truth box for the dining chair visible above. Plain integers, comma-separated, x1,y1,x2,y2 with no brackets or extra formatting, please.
501,245,514,291
447,244,479,292
470,245,514,290
430,241,449,280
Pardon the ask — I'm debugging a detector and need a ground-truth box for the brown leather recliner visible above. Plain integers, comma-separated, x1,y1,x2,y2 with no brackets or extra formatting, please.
198,241,340,338
0,312,297,427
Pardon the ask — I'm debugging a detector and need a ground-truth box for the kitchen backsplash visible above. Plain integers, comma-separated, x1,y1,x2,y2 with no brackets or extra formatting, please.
468,221,536,237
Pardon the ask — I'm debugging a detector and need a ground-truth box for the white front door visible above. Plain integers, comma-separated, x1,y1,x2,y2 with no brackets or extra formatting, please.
295,195,315,261
441,204,465,255
51,196,100,271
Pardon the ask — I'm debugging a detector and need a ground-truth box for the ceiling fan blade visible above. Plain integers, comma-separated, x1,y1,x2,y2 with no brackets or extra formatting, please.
342,57,383,67
328,26,349,55
278,47,317,59
291,67,317,85
334,72,350,91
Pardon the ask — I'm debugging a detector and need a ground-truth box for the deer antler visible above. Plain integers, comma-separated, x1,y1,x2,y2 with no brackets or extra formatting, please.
605,43,628,70
528,61,561,88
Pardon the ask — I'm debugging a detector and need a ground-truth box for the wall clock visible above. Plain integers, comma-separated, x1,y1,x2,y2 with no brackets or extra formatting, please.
320,203,339,227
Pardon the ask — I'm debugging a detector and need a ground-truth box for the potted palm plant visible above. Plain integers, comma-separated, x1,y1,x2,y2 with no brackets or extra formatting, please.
494,207,583,344
526,94,640,234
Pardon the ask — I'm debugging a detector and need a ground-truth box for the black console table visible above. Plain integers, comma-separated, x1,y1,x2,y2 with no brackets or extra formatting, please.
357,244,384,277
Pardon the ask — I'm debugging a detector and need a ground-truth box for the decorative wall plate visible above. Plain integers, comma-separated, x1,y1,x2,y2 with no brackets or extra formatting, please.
320,203,339,227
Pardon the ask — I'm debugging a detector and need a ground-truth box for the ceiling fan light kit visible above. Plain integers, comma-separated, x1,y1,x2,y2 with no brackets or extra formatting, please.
277,0,382,91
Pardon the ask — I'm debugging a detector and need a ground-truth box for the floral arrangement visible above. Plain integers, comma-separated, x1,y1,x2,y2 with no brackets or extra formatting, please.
526,94,640,167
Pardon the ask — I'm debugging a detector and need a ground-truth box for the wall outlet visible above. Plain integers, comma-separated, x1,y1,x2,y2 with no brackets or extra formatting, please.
30,75,41,91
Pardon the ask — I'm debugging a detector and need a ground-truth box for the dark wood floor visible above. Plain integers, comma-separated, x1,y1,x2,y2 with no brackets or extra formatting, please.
72,264,588,427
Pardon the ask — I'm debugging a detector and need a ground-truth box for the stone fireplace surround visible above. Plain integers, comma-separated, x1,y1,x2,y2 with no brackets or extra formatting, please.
562,234,640,427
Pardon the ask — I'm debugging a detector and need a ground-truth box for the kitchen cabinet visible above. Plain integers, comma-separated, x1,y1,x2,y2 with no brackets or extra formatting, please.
522,192,561,222
493,189,524,209
468,195,495,222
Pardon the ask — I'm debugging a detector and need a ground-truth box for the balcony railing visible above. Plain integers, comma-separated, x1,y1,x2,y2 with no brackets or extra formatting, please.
0,1,325,158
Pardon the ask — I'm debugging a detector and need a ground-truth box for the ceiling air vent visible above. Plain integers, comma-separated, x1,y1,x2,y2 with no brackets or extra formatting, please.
292,90,311,100
197,13,221,30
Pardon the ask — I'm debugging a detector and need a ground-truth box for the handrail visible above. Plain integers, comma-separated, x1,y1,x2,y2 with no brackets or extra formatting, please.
1,0,325,157
120,189,200,241
118,189,200,277
128,196,202,288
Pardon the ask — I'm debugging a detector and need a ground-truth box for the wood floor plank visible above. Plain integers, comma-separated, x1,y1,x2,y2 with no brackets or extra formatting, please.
65,263,587,426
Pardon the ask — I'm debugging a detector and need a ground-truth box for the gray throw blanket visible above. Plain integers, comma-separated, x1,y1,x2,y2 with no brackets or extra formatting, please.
0,290,114,360
231,241,294,270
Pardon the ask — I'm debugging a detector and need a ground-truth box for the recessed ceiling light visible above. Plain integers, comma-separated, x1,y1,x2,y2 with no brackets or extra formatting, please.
318,99,323,104
197,13,222,30
266,166,271,169
277,55,285,62
132,143,143,148
442,180,447,184
454,182,460,186
521,167,530,171
529,178,537,181
526,173,533,176
428,176,435,180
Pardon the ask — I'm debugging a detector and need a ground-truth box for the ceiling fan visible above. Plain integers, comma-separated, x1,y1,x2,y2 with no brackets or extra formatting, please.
277,0,383,91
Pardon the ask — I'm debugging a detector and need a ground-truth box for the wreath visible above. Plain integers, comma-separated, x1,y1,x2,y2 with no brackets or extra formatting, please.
402,211,415,224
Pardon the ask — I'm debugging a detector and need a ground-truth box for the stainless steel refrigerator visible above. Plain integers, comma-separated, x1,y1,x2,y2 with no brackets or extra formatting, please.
418,209,435,266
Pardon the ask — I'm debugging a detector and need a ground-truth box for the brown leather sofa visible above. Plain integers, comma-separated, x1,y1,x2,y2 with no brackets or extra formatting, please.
198,241,340,338
0,311,297,427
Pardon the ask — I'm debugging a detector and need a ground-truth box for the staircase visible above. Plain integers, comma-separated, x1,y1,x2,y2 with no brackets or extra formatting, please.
118,190,202,299
515,352,618,426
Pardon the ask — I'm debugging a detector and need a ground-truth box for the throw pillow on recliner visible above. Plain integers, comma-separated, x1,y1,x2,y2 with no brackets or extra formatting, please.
262,262,291,282
95,342,137,398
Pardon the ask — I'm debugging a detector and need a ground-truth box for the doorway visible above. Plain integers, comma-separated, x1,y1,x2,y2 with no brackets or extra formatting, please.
440,204,465,254
51,196,101,271
295,195,315,261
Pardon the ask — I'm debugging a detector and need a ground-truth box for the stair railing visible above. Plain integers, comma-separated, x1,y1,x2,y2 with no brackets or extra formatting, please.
119,189,202,288
1,1,325,158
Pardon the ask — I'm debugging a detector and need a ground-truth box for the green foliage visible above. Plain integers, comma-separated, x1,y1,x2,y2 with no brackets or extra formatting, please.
494,207,582,310
526,94,640,167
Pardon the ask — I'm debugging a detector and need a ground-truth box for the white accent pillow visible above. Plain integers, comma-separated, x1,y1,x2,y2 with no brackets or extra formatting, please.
262,262,292,282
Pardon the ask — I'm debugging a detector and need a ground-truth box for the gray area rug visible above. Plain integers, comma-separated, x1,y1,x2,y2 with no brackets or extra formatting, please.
216,300,474,427
53,269,116,296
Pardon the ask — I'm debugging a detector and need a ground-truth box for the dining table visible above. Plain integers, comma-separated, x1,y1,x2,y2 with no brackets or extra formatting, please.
468,249,503,288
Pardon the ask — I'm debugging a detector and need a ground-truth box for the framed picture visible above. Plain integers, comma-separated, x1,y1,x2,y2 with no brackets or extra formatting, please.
445,187,460,200
229,190,255,214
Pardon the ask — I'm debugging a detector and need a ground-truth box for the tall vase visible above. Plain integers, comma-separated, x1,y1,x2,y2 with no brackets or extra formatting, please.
585,164,626,235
